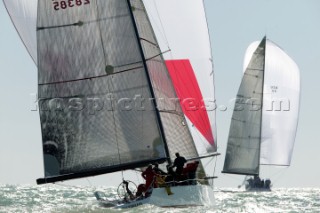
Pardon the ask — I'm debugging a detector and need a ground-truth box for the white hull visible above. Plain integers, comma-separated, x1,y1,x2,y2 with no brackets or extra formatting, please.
97,197,151,209
150,184,215,207
96,184,215,209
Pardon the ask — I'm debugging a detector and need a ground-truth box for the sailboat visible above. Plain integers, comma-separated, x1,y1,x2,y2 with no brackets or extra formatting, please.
222,37,300,191
3,0,218,208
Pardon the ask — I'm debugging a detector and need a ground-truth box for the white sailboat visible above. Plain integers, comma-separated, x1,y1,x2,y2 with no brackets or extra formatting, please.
222,37,300,191
3,0,218,208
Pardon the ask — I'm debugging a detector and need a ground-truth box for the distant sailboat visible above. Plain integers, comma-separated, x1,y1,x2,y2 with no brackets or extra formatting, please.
222,37,300,191
3,0,218,208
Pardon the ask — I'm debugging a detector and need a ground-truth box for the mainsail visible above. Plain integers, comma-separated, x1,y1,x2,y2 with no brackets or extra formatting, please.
4,0,217,184
3,0,217,158
222,37,266,175
36,0,197,184
223,37,300,176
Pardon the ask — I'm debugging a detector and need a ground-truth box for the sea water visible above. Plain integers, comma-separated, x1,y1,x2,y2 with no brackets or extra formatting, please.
0,185,319,213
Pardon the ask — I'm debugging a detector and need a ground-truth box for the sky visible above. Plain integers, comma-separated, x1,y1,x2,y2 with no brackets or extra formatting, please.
0,0,320,188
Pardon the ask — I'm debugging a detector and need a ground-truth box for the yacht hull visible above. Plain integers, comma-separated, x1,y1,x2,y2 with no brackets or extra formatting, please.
96,184,215,209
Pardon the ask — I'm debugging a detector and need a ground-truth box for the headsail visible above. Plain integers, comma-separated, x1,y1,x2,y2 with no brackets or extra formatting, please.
222,37,266,176
243,40,300,166
3,0,37,63
143,0,217,156
36,0,196,184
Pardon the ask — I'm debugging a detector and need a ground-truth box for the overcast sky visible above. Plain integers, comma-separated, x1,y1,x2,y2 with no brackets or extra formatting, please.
0,0,319,188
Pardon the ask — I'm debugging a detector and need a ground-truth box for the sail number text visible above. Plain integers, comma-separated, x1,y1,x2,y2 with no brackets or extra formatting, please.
52,0,90,11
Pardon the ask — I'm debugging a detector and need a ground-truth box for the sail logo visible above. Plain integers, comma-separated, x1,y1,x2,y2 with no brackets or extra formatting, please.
52,0,90,11
270,85,278,93
30,94,292,113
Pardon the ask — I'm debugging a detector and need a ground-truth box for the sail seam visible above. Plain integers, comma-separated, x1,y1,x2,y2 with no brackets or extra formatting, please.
38,66,143,86
37,14,131,31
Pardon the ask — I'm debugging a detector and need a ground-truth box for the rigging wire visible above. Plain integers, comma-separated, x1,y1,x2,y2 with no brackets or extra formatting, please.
212,156,218,188
86,178,93,187
86,178,98,193
146,0,170,49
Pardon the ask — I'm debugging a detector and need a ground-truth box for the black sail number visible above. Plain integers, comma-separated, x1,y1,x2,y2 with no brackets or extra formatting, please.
53,0,90,11
68,0,75,7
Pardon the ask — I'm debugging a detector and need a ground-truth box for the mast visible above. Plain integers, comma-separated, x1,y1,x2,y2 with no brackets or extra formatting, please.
257,36,267,176
125,0,171,164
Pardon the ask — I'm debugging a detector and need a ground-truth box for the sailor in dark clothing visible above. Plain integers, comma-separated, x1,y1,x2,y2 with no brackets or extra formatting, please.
172,152,187,175
253,175,261,188
153,163,167,175
122,180,135,201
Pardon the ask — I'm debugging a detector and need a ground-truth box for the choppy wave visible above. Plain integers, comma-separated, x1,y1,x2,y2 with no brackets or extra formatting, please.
214,188,320,213
0,185,319,213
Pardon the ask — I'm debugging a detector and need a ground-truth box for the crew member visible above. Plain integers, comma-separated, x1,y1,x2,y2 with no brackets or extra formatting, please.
172,152,187,175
